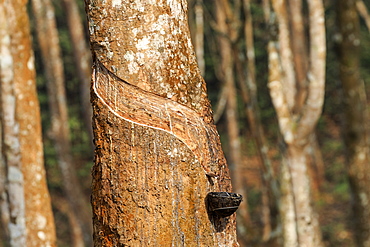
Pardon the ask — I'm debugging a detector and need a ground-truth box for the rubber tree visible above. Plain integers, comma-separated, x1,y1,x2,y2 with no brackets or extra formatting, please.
84,0,239,246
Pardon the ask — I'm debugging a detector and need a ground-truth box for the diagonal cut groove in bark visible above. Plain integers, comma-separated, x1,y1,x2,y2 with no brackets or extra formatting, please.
93,60,223,177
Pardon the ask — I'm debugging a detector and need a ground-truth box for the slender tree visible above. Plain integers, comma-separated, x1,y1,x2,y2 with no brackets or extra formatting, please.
240,0,280,242
0,4,11,244
5,0,57,245
62,0,94,148
356,0,370,31
286,0,325,197
84,0,239,245
194,0,205,75
213,0,252,244
0,3,26,245
267,0,326,246
1,0,57,245
337,0,370,246
31,0,92,245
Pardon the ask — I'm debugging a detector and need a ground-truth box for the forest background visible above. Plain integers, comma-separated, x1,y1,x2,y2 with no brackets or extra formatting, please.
1,0,370,246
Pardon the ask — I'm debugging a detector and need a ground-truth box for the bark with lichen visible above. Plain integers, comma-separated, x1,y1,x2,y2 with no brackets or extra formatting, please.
85,0,238,246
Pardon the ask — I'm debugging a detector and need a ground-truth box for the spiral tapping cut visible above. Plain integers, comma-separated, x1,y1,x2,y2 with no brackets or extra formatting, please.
92,60,222,177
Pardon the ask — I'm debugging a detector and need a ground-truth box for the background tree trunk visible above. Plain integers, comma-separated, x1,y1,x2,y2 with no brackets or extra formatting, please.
31,0,92,245
240,0,280,242
0,4,11,244
214,0,251,243
3,0,57,246
267,0,326,245
337,0,370,246
188,0,205,76
356,0,370,31
0,3,26,245
85,0,238,246
61,0,94,150
194,0,205,76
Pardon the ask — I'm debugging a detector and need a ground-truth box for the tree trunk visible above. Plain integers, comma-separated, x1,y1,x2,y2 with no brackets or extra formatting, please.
0,4,11,244
61,0,94,149
214,0,251,243
52,195,84,247
356,0,370,32
268,0,326,245
2,0,57,246
286,144,322,245
239,0,280,242
85,0,238,246
0,3,26,245
286,0,325,198
337,0,370,246
194,0,205,75
31,0,92,245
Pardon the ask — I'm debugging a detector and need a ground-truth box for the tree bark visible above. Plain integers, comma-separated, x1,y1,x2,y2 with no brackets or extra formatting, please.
0,3,26,245
31,0,92,245
2,0,57,246
337,1,370,246
85,0,238,246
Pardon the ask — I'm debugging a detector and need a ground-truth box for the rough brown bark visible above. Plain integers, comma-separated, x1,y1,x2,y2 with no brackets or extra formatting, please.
30,0,92,245
337,1,370,246
268,0,326,246
85,0,238,246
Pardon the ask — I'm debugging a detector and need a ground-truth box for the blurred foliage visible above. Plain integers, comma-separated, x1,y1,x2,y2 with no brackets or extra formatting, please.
27,0,370,246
